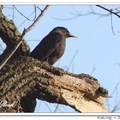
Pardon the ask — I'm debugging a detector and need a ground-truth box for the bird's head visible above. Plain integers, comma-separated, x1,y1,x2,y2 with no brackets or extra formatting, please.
51,27,76,38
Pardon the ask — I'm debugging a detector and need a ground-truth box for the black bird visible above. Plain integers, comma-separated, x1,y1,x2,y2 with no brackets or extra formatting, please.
30,27,76,65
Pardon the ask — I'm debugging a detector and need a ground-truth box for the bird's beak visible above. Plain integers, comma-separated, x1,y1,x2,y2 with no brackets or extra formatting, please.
68,34,76,38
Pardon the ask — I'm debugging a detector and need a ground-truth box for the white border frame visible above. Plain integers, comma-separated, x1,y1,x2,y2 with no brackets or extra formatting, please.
0,2,120,115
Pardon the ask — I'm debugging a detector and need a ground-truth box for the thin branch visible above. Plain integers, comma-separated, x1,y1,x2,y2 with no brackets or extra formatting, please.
67,50,78,71
96,5,119,35
111,100,120,112
36,6,43,12
18,5,48,29
0,5,50,70
54,104,59,112
110,13,115,35
12,5,15,21
18,10,37,29
43,101,52,112
105,82,120,112
34,5,37,20
53,5,110,21
90,64,96,75
25,5,49,33
96,5,120,18
13,5,36,21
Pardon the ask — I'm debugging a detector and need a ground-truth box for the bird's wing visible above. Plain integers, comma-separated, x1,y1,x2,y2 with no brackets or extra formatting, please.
30,32,63,61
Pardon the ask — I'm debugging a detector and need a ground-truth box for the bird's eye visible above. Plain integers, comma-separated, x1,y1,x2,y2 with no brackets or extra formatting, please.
66,30,69,33
66,30,70,36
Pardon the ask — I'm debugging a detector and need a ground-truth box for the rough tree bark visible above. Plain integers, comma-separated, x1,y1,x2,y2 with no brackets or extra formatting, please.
0,6,30,62
0,5,110,113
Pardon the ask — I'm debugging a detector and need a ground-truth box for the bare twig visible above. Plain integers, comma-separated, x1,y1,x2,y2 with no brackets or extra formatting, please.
96,5,120,35
0,5,49,70
105,82,120,112
18,5,49,29
43,101,52,112
53,6,110,21
36,6,42,12
12,5,15,21
25,5,49,33
96,5,120,18
34,5,37,20
18,10,37,29
111,100,120,112
13,5,36,21
67,50,78,71
54,104,59,112
90,64,96,75
110,13,115,35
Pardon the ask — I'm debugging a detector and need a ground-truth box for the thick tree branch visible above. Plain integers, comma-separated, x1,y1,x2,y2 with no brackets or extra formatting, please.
0,56,109,112
0,5,50,70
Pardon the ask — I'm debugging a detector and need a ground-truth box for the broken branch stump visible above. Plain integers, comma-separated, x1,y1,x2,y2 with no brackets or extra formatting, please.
0,56,109,112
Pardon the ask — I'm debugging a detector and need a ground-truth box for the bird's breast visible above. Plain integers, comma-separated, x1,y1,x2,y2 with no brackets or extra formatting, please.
48,40,66,65
56,40,66,56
